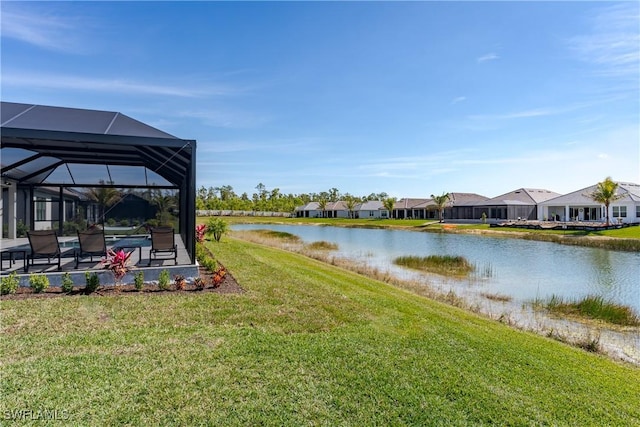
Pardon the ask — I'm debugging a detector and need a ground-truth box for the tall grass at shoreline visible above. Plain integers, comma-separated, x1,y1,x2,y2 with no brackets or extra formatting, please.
394,255,474,277
535,294,640,327
305,241,339,251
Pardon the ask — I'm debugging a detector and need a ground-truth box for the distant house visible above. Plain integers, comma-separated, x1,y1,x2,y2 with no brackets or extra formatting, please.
294,202,321,218
446,193,491,220
392,198,430,219
538,182,640,224
354,201,387,219
477,188,560,221
325,201,350,218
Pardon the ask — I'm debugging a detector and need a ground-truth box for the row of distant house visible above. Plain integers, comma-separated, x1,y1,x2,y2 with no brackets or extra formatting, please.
294,182,640,224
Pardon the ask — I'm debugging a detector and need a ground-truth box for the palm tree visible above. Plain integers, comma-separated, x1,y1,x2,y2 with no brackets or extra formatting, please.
430,192,450,223
589,177,623,226
317,198,328,218
86,180,121,225
383,197,396,219
345,196,357,219
150,190,178,226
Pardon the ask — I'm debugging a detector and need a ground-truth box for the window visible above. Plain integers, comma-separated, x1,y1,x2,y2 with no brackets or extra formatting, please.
612,206,627,218
369,211,374,217
636,205,640,218
35,198,46,221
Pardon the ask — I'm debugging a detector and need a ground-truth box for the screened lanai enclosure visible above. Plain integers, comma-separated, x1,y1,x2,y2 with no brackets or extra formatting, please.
0,101,197,267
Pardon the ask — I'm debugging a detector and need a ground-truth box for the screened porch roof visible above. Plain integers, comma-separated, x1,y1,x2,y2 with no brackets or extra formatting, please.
1,101,195,188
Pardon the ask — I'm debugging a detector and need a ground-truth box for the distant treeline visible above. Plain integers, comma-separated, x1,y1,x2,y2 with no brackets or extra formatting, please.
197,183,389,213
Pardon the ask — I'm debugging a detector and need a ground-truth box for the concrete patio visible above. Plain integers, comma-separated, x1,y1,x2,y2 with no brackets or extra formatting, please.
0,233,198,287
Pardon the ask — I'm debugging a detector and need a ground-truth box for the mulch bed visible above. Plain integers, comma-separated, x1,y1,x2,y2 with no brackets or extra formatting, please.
0,264,243,300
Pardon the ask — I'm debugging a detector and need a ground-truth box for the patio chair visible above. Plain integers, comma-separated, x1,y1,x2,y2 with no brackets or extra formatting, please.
75,228,107,268
148,226,177,266
26,230,62,272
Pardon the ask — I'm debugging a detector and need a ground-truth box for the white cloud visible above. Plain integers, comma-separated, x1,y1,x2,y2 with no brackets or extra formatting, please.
567,3,640,79
451,96,466,105
1,5,87,53
1,72,236,98
477,53,499,63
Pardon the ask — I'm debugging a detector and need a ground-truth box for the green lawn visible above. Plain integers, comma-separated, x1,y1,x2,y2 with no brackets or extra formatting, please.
2,237,639,425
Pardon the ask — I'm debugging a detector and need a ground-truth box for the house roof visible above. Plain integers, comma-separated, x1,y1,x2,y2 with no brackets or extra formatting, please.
448,192,490,206
1,101,195,188
540,182,640,205
356,201,384,210
483,188,560,206
394,198,430,209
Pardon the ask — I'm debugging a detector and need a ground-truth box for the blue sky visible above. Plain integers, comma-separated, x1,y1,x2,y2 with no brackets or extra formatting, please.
2,1,638,199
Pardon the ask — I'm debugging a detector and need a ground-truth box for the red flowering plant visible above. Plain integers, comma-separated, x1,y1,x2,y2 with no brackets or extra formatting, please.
196,224,207,243
102,249,133,286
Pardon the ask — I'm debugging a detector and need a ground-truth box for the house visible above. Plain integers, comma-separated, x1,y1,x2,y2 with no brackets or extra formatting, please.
477,188,560,221
446,193,491,221
392,198,430,219
294,202,321,218
354,201,387,219
538,182,640,224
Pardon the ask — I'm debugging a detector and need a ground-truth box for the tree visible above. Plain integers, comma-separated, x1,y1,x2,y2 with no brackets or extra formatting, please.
430,192,450,223
150,190,177,226
345,196,357,219
589,177,623,226
318,198,328,218
86,180,121,225
383,197,396,219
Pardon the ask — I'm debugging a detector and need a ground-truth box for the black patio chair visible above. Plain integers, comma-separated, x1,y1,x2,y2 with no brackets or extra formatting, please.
148,227,178,266
26,230,62,271
75,228,107,268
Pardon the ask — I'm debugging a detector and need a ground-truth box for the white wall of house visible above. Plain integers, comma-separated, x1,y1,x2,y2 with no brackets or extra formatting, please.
538,202,639,224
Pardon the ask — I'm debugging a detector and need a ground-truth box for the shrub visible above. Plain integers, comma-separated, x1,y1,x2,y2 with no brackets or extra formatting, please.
29,274,50,293
134,271,144,291
1,272,20,295
61,272,74,293
84,271,100,294
16,220,29,237
158,269,170,290
212,266,226,288
206,217,228,242
194,277,206,290
174,275,186,291
120,219,129,227
106,218,116,226
202,258,218,272
196,224,207,243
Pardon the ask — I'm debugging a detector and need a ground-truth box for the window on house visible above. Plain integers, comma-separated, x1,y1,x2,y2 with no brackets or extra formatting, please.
35,198,46,221
636,206,640,218
612,206,627,218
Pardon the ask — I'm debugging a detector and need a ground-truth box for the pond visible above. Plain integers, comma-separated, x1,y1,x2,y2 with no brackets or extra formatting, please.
232,224,640,313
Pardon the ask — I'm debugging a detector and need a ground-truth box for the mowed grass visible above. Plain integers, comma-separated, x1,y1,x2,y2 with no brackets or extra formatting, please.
2,238,639,425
